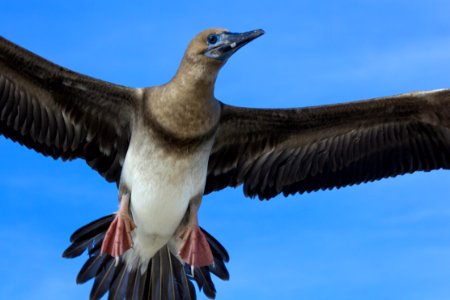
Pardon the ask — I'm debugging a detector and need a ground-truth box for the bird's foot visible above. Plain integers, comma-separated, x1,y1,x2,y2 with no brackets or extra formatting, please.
179,225,214,268
101,193,136,257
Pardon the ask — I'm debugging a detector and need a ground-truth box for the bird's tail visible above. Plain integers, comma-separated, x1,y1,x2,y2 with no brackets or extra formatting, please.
63,214,230,300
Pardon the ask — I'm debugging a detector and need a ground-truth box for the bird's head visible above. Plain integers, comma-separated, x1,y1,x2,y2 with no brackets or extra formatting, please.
186,28,264,62
201,28,265,61
174,28,264,88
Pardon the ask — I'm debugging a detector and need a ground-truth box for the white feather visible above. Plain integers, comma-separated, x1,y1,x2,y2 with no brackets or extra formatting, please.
120,130,213,269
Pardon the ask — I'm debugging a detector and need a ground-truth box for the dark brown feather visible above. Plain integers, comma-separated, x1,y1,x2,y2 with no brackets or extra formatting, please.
0,36,137,183
77,255,108,284
90,256,116,299
109,260,128,300
206,90,450,199
150,250,162,300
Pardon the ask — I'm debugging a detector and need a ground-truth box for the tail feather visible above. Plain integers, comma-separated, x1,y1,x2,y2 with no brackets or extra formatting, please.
88,237,104,256
208,257,229,280
63,231,105,258
159,246,178,300
130,268,145,300
70,215,115,243
172,251,195,300
201,229,229,262
142,259,152,300
63,214,229,300
108,260,128,300
77,255,108,284
91,256,116,299
63,214,114,258
191,267,215,299
150,252,161,300
125,268,138,300
200,228,229,281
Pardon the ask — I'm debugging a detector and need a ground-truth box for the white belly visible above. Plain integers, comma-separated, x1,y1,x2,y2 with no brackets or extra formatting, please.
120,133,213,265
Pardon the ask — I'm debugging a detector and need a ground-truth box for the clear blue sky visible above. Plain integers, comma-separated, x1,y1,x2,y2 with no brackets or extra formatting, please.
1,1,450,299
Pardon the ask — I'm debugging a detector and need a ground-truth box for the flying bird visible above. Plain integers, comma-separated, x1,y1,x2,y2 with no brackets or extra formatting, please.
0,28,449,299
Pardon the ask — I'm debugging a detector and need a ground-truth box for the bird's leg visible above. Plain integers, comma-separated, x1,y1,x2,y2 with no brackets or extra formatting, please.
101,191,136,257
178,197,214,268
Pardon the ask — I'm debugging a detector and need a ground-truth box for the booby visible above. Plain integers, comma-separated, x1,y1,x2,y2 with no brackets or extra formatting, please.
0,28,449,299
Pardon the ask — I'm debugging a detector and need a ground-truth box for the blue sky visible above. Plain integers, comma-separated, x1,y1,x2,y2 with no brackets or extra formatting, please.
1,0,450,299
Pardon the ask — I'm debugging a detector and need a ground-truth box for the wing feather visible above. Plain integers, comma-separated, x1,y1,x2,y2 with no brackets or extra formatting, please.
207,89,450,199
0,36,139,183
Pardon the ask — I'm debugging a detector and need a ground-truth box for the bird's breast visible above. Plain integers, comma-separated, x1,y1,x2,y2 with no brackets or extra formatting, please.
120,129,214,261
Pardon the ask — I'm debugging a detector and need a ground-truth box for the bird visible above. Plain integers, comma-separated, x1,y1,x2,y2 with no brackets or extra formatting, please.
0,27,449,300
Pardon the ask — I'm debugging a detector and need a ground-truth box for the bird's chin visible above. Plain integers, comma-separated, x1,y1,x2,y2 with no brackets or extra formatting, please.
204,47,234,61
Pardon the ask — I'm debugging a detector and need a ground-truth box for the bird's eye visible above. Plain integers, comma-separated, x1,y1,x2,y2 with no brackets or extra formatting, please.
207,34,219,45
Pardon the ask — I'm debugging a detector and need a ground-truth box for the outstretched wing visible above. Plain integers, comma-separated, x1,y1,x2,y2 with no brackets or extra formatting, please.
206,89,450,199
0,36,140,183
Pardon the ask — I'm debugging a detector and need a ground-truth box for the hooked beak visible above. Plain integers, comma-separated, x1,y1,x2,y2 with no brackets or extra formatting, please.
204,29,265,61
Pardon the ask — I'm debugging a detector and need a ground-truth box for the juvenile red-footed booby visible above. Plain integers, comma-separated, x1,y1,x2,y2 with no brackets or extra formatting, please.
0,28,449,299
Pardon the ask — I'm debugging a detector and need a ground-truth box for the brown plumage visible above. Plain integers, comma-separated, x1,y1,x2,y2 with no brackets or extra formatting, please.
206,92,450,198
1,27,450,300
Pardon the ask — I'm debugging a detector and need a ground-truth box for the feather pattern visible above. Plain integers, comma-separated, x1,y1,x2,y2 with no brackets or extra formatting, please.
63,214,229,299
0,36,138,183
206,90,450,199
108,261,128,300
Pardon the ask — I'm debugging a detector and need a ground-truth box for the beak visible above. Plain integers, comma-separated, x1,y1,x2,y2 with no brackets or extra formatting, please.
204,29,265,61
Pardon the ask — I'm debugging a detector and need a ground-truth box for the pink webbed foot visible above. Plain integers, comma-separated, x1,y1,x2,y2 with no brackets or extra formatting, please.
178,198,214,268
179,225,214,268
101,194,136,257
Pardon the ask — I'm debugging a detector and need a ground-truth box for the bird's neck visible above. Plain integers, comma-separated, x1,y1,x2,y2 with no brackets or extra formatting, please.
144,56,222,141
170,55,220,99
